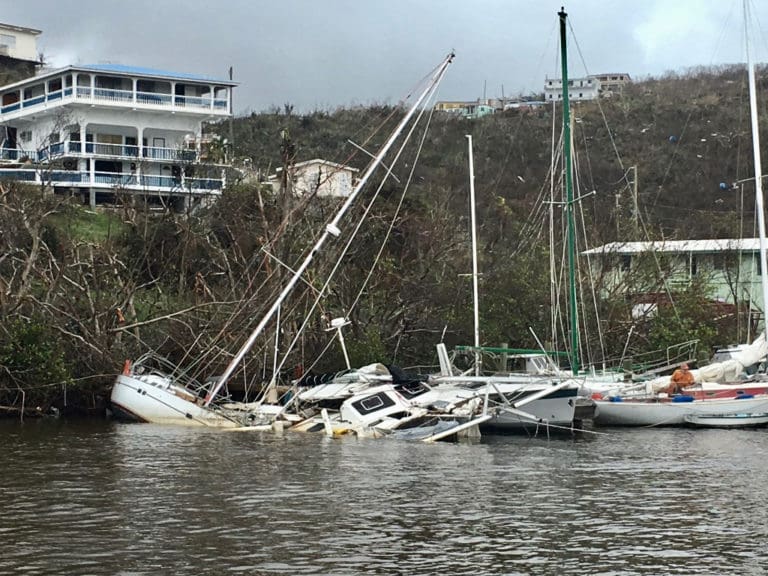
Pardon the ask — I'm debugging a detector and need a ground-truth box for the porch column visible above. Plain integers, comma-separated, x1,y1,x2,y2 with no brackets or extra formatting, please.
136,126,143,182
132,78,137,104
210,85,214,110
90,74,95,100
171,81,176,109
78,123,87,171
89,156,95,197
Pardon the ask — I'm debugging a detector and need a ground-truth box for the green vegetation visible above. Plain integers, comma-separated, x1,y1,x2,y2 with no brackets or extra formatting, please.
49,205,128,245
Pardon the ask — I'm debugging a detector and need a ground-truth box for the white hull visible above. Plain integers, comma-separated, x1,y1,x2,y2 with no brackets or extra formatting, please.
485,393,577,429
592,395,768,427
416,380,578,430
111,373,240,428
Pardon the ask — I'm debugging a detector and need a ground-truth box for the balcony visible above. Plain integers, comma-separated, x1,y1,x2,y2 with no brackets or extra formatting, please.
1,85,229,118
36,141,199,163
0,168,223,193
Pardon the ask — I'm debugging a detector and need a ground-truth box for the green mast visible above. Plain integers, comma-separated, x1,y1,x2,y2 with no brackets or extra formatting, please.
559,7,580,375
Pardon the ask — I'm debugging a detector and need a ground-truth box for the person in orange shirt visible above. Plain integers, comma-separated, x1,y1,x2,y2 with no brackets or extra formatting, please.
665,363,695,395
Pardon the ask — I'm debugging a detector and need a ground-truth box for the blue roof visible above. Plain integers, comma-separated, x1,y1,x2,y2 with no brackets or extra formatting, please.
79,64,234,84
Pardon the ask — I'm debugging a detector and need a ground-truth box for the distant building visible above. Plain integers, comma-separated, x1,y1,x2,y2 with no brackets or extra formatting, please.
0,63,236,210
434,99,496,119
269,159,358,198
544,72,632,102
544,76,600,102
591,72,631,95
0,22,40,62
0,22,42,85
503,100,546,112
583,239,763,319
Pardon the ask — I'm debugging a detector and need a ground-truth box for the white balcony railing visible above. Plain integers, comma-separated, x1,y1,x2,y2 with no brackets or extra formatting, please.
0,168,223,193
0,84,229,116
35,141,199,163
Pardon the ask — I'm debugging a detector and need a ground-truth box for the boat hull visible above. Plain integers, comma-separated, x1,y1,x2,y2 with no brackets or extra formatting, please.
684,412,768,428
110,374,239,428
592,395,768,427
482,389,578,431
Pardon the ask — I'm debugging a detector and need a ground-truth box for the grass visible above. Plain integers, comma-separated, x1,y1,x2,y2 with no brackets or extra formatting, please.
50,206,128,245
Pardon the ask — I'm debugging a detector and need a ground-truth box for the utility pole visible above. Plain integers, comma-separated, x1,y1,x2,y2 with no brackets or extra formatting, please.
631,165,639,236
228,66,234,160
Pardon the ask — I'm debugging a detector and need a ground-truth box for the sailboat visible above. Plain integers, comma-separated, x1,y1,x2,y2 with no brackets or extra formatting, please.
591,1,768,426
418,111,581,431
109,53,459,429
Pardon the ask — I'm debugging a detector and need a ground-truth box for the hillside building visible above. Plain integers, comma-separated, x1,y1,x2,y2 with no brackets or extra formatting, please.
544,72,632,102
0,22,42,85
434,99,496,119
583,239,764,321
269,159,358,198
591,72,632,95
544,76,600,102
0,63,236,210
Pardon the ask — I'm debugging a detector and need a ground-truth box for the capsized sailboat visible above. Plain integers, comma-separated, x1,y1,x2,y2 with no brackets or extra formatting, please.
110,53,457,428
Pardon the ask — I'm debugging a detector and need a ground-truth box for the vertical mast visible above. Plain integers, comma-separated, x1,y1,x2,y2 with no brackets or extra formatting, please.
467,135,481,376
559,7,580,374
745,0,768,338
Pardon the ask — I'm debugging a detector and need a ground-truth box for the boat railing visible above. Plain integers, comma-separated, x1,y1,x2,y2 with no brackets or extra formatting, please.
451,340,699,379
619,339,699,377
131,352,206,393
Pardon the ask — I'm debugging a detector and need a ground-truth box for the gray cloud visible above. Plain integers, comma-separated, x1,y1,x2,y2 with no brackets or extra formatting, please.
2,0,766,113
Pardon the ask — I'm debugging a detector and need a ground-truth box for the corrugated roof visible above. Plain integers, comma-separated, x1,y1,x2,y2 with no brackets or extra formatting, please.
582,239,763,255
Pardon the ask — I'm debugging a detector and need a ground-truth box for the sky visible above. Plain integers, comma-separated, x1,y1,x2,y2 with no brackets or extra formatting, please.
3,0,768,115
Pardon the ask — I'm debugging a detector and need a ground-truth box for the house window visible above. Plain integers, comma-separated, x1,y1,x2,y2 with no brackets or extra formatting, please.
712,254,728,271
757,255,763,276
621,255,631,272
19,130,31,143
691,256,698,276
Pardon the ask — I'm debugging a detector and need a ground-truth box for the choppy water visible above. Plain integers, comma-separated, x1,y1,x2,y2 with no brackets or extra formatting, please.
2,419,767,575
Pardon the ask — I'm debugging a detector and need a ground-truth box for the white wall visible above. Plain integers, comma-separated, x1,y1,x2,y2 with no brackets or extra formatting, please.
0,27,38,62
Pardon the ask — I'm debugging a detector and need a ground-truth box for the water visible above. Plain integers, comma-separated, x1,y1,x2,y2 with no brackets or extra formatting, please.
2,419,767,575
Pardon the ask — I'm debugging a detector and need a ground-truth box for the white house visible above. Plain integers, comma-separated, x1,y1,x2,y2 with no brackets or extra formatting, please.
0,22,41,62
0,63,236,209
269,159,358,198
544,76,600,102
583,238,764,313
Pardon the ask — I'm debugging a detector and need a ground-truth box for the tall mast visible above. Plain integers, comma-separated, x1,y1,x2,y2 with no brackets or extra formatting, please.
466,134,481,376
204,52,455,406
559,7,580,374
745,1,768,338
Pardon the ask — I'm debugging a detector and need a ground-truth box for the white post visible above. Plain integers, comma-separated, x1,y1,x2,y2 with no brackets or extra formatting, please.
337,326,351,370
746,0,768,338
466,134,481,376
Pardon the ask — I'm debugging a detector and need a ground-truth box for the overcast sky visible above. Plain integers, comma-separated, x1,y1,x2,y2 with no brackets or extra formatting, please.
3,0,768,114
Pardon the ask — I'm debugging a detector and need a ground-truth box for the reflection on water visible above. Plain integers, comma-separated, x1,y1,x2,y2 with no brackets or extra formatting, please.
2,419,767,575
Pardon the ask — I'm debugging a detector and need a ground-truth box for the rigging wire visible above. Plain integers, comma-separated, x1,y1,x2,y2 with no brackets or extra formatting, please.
262,74,446,391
